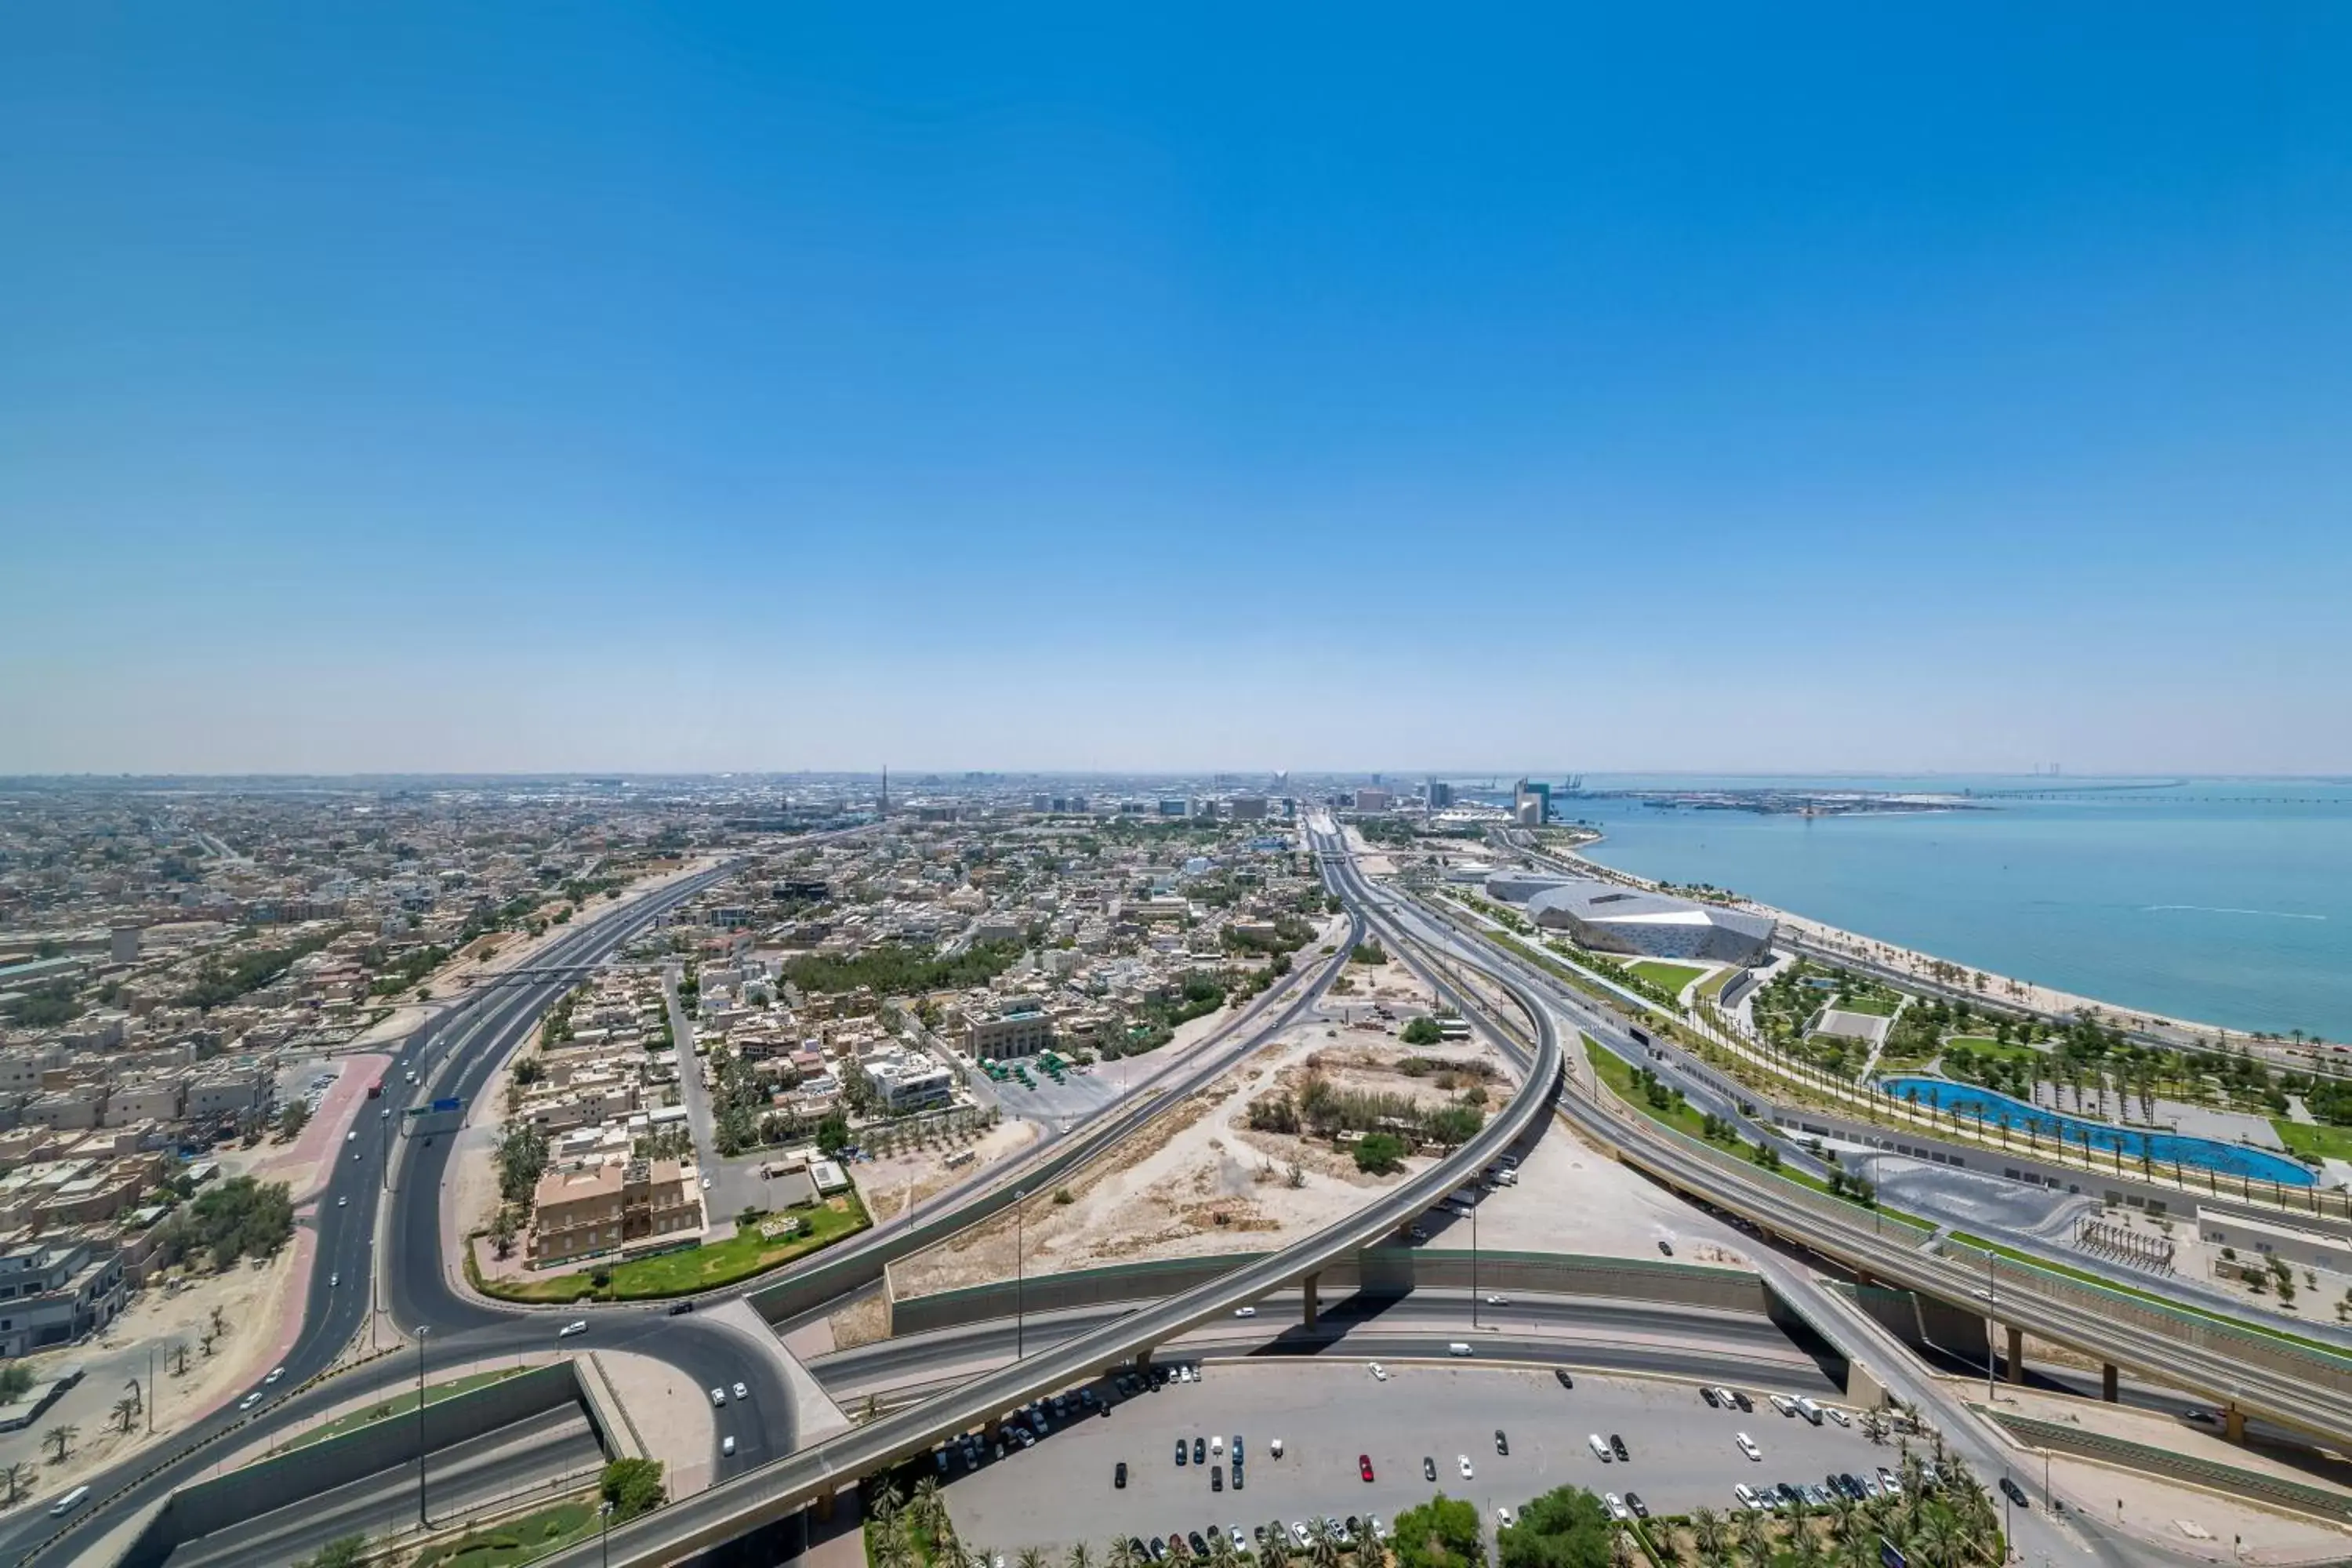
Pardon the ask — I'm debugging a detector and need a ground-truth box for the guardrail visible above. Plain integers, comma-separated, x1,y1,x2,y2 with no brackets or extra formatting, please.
1980,1407,2352,1523
528,851,1561,1568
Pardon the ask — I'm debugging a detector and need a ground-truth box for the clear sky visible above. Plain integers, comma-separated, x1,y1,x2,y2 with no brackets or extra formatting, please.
3,4,2347,776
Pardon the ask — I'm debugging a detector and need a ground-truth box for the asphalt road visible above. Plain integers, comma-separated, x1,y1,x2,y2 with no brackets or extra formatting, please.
937,1359,1887,1554
171,1407,604,1568
808,1294,1835,1401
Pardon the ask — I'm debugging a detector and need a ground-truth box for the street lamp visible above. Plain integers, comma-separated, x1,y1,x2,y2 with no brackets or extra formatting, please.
601,1500,615,1567
1014,1188,1029,1359
415,1324,432,1527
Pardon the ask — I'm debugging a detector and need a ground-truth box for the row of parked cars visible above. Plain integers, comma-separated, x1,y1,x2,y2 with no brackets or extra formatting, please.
1733,1465,1910,1513
1117,1515,1392,1563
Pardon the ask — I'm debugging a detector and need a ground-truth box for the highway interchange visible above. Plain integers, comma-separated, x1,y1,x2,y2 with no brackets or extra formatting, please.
20,818,2332,1568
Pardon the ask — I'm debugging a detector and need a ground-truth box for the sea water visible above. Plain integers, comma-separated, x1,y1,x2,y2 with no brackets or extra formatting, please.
1555,776,2352,1041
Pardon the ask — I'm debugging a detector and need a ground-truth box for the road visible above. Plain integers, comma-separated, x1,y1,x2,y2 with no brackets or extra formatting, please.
171,1406,604,1568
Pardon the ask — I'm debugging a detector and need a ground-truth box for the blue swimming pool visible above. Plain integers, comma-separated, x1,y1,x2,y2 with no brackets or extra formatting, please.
1875,1076,2319,1188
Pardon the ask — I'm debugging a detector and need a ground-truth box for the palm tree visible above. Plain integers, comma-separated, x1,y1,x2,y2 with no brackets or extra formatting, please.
0,1461,27,1508
1912,1513,1967,1568
1015,1547,1047,1568
1207,1531,1238,1568
967,1547,999,1568
1259,1523,1290,1568
123,1377,143,1417
1305,1518,1341,1568
42,1425,75,1464
1609,1530,1639,1568
912,1475,945,1540
1824,1490,1860,1546
1107,1537,1144,1568
873,1530,912,1568
1737,1522,1773,1568
873,1476,906,1528
110,1396,140,1435
167,1341,188,1377
1690,1506,1729,1564
1069,1541,1098,1568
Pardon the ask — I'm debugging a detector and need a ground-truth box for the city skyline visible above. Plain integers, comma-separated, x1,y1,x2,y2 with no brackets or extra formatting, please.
5,5,2349,775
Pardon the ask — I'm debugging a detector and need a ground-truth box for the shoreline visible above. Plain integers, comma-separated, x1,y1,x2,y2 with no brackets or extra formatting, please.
1545,834,2328,1054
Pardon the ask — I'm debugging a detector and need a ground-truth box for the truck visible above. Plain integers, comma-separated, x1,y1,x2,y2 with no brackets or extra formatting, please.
367,1079,384,1099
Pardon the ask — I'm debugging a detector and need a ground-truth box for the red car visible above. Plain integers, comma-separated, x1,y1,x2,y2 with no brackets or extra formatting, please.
1359,1454,1375,1482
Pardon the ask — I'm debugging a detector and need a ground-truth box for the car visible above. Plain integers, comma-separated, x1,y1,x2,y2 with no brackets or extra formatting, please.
1826,1407,1852,1428
264,1366,285,1385
1407,1225,1428,1242
1290,1523,1310,1546
710,1388,727,1407
1232,1465,1244,1491
1179,1365,1196,1384
1232,1435,1243,1461
1777,1483,1802,1508
1367,1516,1386,1541
1496,1505,1515,1526
1877,1466,1901,1493
347,1130,358,1142
379,1108,390,1120
336,1195,347,1207
1270,1437,1284,1457
1131,1541,1149,1564
732,1382,748,1402
1736,1432,1761,1461
328,1272,339,1287
1701,1386,1722,1407
1176,1439,1188,1467
1252,1527,1268,1548
1234,1306,1258,1319
559,1319,589,1339
238,1392,263,1410
722,1435,737,1457
2183,1407,2219,1426
1359,1454,1375,1482
1733,1483,1763,1512
1194,1436,1207,1465
1368,1363,1388,1381
1189,1534,1208,1559
1769,1394,1798,1417
1457,1454,1474,1479
1610,1434,1630,1462
1625,1494,1649,1520
666,1300,695,1316
1483,1294,1510,1306
1999,1478,2030,1508
1554,1368,1575,1390
1729,1389,1753,1412
1423,1456,1437,1482
1588,1434,1612,1462
1494,1429,1508,1456
1149,1540,1167,1562
1657,1240,1674,1256
1232,1529,1247,1551
1211,1467,1223,1492
1603,1494,1629,1522
1212,1435,1224,1457
701,1175,713,1189
352,1152,361,1161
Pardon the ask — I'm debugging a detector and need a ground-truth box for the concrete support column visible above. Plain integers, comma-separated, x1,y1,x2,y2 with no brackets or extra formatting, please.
1134,1348,1154,1372
2100,1363,2118,1403
1302,1273,1320,1330
2223,1405,2246,1444
2005,1324,2024,1385
816,1490,836,1522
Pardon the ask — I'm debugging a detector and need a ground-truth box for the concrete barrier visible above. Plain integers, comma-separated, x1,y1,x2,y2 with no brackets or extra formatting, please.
1984,1407,2352,1524
888,1249,1769,1336
114,1362,590,1568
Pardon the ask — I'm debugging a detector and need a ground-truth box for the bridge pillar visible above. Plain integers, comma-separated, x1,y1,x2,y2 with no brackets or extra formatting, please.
2100,1363,2118,1403
1302,1272,1320,1330
815,1489,835,1523
2223,1404,2246,1444
1134,1348,1154,1372
2004,1324,2024,1385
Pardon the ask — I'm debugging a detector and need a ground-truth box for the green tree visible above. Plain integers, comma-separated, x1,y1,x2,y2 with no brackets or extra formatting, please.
0,1363,32,1404
601,1457,666,1520
494,1121,551,1205
816,1111,851,1156
1389,1493,1483,1568
1352,1132,1409,1175
1399,1015,1444,1046
276,1100,310,1141
1496,1484,1614,1568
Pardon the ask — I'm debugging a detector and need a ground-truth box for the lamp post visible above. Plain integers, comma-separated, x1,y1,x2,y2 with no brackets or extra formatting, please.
1014,1188,1029,1359
601,1500,615,1567
1471,1187,1480,1330
415,1324,431,1528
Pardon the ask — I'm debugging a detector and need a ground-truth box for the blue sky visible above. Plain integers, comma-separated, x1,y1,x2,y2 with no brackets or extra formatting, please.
3,4,2348,774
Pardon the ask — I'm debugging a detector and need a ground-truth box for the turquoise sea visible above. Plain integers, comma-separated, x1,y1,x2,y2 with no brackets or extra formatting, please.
1557,776,2352,1042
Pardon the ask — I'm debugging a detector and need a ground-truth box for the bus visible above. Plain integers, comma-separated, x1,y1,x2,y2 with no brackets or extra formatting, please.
367,1079,384,1099
49,1485,90,1517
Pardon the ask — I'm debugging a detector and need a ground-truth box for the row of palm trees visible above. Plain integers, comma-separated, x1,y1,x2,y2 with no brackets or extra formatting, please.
1678,1442,2000,1568
869,1472,1388,1568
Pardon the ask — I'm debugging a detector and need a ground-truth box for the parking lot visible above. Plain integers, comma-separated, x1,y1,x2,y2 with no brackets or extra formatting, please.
940,1360,1895,1553
983,1054,1125,1125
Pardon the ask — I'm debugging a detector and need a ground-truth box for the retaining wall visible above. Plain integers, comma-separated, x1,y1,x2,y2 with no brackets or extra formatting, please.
1984,1407,2352,1524
116,1362,589,1568
889,1248,1769,1337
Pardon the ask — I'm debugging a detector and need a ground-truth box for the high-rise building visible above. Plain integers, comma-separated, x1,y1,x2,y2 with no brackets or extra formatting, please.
1354,788,1392,811
1426,780,1454,809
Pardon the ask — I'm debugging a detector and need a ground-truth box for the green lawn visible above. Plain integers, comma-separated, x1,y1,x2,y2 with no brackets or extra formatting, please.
1627,960,1708,997
1824,992,1901,1017
412,1497,600,1568
1583,1035,1714,1142
481,1192,872,1304
284,1368,525,1450
1695,968,1740,1001
2273,1121,2352,1163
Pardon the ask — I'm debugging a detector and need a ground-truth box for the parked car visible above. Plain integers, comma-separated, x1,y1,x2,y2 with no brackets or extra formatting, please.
1603,1494,1630,1522
1494,1429,1508,1456
1625,1494,1650,1519
1359,1454,1375,1482
1554,1368,1575,1390
1457,1454,1475,1479
1423,1457,1436,1482
1175,1439,1188,1467
1610,1434,1630,1462
1736,1433,1761,1461
1999,1478,2030,1508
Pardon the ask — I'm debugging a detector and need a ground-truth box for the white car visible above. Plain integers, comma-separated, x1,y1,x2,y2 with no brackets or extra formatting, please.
1496,1506,1514,1526
380,1108,390,1120
702,1176,713,1189
347,1131,357,1142
1588,1434,1612,1462
1457,1454,1474,1479
264,1367,285,1385
722,1435,736,1457
1483,1294,1510,1306
710,1388,727,1406
1367,1363,1388,1381
558,1319,589,1338
1290,1523,1309,1546
1826,1406,1852,1428
1212,1436,1225,1456
1234,1306,1258,1319
1736,1432,1761,1461
1270,1438,1284,1457
732,1382,748,1401
1178,1365,1196,1384
1733,1483,1764,1512
1604,1494,1630,1521
1769,1393,1798,1417
336,1196,347,1207
238,1392,263,1410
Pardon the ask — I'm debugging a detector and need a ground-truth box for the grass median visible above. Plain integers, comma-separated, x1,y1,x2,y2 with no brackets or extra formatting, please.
475,1190,871,1305
412,1495,600,1567
284,1367,527,1451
